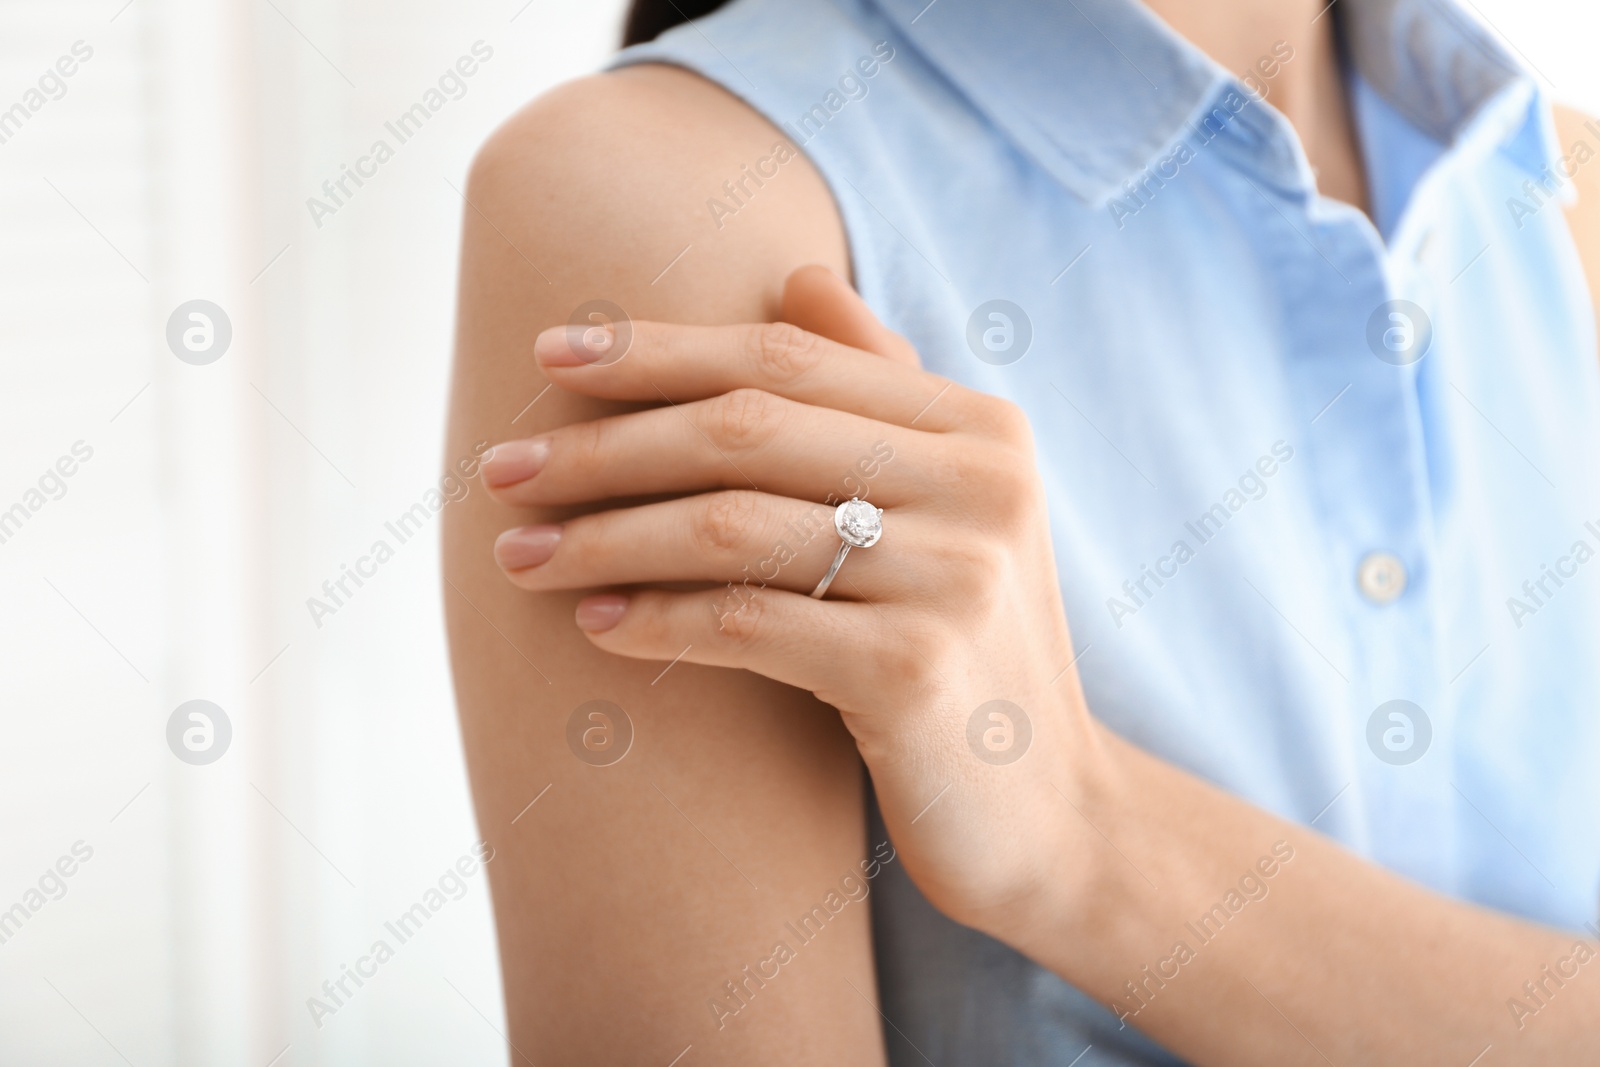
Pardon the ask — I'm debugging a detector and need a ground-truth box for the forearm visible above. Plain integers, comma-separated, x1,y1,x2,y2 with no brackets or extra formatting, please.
1007,725,1600,1066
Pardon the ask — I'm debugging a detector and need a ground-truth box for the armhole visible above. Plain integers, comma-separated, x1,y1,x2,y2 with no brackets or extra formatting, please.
607,51,880,304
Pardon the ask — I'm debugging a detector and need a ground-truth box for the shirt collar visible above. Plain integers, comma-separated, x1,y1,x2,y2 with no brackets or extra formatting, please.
869,0,1560,204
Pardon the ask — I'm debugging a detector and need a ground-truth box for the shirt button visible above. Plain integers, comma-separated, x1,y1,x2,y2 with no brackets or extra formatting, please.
1357,551,1408,604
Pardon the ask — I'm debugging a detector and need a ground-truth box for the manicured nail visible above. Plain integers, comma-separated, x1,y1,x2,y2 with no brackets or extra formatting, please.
481,438,550,487
494,525,561,570
535,323,614,367
575,594,628,632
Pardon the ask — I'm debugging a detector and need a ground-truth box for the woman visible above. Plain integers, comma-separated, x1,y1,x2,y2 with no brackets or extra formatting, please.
442,0,1600,1062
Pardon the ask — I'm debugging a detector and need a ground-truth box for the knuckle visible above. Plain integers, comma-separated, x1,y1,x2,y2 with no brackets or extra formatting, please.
562,418,607,475
878,634,943,701
708,387,783,451
625,592,673,647
693,490,765,555
921,443,967,491
714,586,768,647
876,654,920,701
987,397,1035,446
752,321,823,382
991,455,1038,506
937,538,1009,601
963,445,1040,525
966,394,1034,448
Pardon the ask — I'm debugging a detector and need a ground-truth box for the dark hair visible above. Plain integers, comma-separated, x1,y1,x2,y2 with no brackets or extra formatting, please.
622,0,732,46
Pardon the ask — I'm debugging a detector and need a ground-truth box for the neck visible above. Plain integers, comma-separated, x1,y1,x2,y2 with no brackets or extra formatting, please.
1143,0,1370,215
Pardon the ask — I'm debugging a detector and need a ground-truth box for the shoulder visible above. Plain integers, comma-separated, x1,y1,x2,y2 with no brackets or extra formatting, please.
462,64,849,321
1553,105,1600,319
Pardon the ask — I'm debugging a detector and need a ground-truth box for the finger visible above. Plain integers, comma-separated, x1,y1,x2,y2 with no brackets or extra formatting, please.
481,390,928,507
493,489,916,599
779,264,921,368
572,586,886,701
534,319,973,432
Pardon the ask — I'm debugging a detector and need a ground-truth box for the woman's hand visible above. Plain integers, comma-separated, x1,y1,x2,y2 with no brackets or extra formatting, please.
480,266,1103,935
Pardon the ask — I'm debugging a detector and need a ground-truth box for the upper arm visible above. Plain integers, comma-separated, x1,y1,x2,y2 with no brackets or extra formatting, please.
441,66,887,1062
1554,105,1600,332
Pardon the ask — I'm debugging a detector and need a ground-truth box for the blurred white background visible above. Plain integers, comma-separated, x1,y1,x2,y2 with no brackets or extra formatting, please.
0,1,1594,1064
0,1,627,1064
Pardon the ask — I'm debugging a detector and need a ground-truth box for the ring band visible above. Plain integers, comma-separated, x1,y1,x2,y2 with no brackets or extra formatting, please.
810,498,884,599
811,541,855,600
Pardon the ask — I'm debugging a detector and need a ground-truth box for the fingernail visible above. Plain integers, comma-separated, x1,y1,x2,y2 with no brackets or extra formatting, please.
535,324,613,367
575,594,629,632
481,438,550,487
494,525,562,570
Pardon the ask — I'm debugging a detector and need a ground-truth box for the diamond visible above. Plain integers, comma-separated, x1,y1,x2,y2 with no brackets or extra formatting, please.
835,498,883,548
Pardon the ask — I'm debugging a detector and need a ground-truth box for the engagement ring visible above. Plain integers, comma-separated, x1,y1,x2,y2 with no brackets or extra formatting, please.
810,497,883,599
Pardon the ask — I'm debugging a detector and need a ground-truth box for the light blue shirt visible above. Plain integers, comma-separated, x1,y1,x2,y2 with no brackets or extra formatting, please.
617,0,1600,1061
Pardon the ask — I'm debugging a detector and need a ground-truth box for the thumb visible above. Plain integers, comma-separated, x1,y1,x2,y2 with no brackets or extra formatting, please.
779,264,921,367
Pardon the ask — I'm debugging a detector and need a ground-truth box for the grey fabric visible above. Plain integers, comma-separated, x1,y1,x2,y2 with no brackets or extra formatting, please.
866,783,1188,1066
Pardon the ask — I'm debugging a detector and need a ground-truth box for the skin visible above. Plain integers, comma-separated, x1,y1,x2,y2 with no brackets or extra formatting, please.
443,3,1600,1064
1146,0,1370,214
1555,106,1600,320
443,67,882,1064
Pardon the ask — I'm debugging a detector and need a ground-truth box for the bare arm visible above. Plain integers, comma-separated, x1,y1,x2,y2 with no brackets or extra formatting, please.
441,66,887,1063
